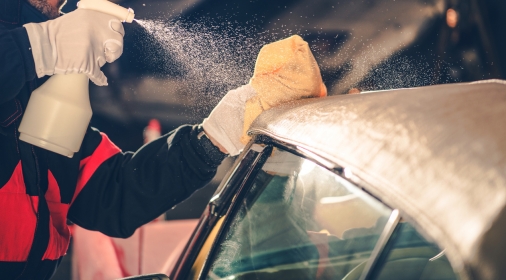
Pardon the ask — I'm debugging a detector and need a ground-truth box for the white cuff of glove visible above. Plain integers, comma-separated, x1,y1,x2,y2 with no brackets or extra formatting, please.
24,23,56,78
203,84,257,156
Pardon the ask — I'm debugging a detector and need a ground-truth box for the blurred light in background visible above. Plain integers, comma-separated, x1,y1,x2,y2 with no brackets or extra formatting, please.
446,8,458,28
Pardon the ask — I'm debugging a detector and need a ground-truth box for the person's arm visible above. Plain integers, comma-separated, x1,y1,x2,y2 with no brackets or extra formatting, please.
0,25,37,104
68,125,225,238
68,34,326,239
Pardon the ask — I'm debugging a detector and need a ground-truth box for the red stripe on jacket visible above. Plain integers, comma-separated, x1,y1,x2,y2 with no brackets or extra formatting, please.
42,170,70,260
42,133,119,260
0,161,38,261
0,133,120,262
73,132,121,203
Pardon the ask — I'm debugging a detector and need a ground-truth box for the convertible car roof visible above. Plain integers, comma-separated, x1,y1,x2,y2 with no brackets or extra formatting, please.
249,80,506,279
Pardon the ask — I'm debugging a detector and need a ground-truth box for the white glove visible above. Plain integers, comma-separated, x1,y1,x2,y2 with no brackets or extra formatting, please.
202,84,257,156
24,9,125,86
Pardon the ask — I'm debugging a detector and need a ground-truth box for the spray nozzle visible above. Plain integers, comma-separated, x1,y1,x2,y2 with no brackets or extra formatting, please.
77,0,135,23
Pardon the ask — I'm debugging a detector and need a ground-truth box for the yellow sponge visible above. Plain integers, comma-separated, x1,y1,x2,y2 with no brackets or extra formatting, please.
242,35,327,144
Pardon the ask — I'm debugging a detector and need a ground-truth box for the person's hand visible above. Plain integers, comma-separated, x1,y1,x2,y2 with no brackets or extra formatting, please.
203,84,257,156
243,35,327,143
203,35,326,156
24,9,125,86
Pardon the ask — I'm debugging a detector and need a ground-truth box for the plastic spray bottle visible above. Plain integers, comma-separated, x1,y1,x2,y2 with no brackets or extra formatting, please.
18,0,135,158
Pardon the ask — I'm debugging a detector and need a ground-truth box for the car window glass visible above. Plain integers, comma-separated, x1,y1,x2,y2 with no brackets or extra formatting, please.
370,222,459,280
205,148,392,279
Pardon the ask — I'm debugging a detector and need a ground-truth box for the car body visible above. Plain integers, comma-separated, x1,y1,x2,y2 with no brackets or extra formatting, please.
73,80,506,280
159,80,506,280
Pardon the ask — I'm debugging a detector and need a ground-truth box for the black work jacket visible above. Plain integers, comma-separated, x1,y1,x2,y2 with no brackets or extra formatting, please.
0,1,225,279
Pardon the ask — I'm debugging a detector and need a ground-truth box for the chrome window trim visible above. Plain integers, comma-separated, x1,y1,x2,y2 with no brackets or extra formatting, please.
359,209,401,280
171,142,269,280
195,143,273,280
210,143,267,216
210,141,257,207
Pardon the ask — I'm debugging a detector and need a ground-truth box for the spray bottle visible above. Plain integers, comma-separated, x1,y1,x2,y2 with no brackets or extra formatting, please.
18,0,135,158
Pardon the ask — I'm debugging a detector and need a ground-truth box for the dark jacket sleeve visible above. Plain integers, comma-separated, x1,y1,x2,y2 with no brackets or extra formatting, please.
0,25,37,104
67,124,226,238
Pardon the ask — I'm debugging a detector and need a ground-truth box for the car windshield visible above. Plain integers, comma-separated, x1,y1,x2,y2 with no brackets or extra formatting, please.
205,148,393,279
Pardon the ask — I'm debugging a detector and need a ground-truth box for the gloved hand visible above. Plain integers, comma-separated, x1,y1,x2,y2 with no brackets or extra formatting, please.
243,35,327,144
24,9,125,86
203,84,257,156
203,35,326,156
